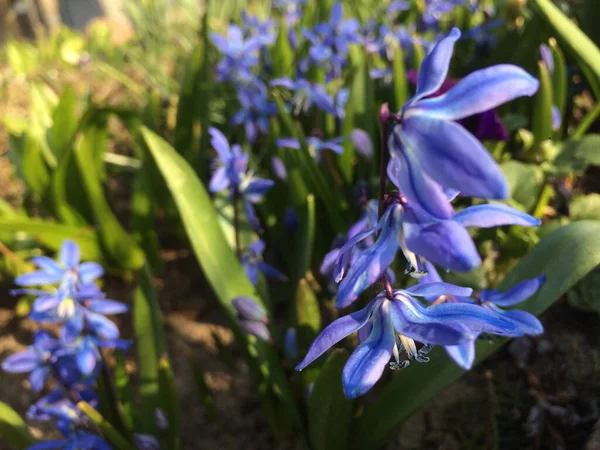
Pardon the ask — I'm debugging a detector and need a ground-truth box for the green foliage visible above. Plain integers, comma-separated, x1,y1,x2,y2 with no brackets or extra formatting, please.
553,134,600,175
0,401,36,449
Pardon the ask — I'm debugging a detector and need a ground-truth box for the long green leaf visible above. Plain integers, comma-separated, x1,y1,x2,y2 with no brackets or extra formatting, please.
0,401,35,449
77,402,136,450
159,356,181,450
355,220,600,449
308,350,353,450
533,0,600,83
532,61,554,150
134,265,167,434
75,123,145,270
141,127,303,433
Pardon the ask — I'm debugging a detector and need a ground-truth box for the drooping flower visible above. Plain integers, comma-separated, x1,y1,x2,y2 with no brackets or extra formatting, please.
297,282,521,398
241,240,287,286
387,28,539,219
232,296,271,341
15,240,103,294
276,136,345,162
419,262,545,369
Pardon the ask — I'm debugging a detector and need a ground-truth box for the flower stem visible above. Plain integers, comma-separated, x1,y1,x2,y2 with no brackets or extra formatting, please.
233,189,241,258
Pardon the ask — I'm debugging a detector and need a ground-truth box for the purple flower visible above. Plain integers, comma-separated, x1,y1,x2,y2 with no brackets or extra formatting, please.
1,330,61,392
350,129,373,159
15,240,103,293
241,240,287,286
135,434,161,450
387,28,538,219
403,201,541,272
232,83,277,143
210,25,263,83
419,263,545,369
271,78,337,116
296,282,520,398
232,296,271,341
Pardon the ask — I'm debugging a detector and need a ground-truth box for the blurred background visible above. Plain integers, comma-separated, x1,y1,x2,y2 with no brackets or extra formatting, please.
2,1,600,449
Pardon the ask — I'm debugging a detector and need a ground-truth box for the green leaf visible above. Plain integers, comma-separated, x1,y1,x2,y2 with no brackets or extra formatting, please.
0,401,35,449
291,194,316,284
141,127,303,433
570,194,600,221
531,61,554,149
77,402,136,450
0,217,102,260
355,220,600,450
272,23,295,78
548,38,567,119
296,278,321,357
392,43,408,111
553,134,600,175
114,352,135,432
501,161,544,212
159,356,181,450
567,266,600,313
48,85,78,159
75,123,145,270
6,41,39,75
18,134,52,199
532,0,600,84
134,265,167,434
308,349,353,450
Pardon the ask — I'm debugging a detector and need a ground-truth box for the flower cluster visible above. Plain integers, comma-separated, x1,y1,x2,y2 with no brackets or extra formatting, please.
297,28,544,398
1,240,130,448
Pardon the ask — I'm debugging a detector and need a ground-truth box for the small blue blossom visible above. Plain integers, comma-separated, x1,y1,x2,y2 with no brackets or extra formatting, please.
210,25,264,84
276,136,345,162
271,78,337,116
297,282,521,398
232,296,271,341
232,83,277,143
273,0,306,26
387,28,539,219
241,240,287,285
350,129,373,159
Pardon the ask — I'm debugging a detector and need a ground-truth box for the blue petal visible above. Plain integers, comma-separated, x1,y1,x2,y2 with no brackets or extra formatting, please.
271,156,287,180
28,439,68,449
404,282,473,298
296,298,382,371
77,348,98,375
29,366,50,392
86,299,129,315
330,2,343,25
1,349,41,373
85,312,119,340
232,296,267,322
134,434,161,450
401,114,509,201
78,262,104,284
453,204,541,228
418,261,443,284
351,129,373,159
15,271,63,286
404,213,481,272
209,167,230,193
59,240,80,269
248,239,265,255
276,138,301,149
210,33,229,53
244,263,260,286
320,248,341,276
239,320,271,341
336,205,402,308
32,295,61,314
31,256,63,276
387,129,453,219
416,65,539,120
333,219,381,282
244,201,262,232
539,44,554,72
497,309,544,335
258,262,287,281
552,105,562,131
342,306,395,398
243,178,274,203
413,28,461,101
389,299,473,345
208,127,231,162
480,275,546,307
61,311,84,342
445,342,476,370
347,212,370,240
271,78,296,90
395,294,519,335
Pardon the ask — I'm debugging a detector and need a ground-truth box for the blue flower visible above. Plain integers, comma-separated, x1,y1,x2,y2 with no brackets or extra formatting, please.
210,25,263,83
276,136,345,162
241,11,277,46
15,240,103,293
232,296,271,341
271,78,337,116
539,44,562,131
350,129,373,159
387,28,539,219
418,263,545,369
28,431,111,450
273,0,306,26
403,201,541,272
232,83,277,143
241,240,287,286
1,330,61,392
422,0,467,29
297,282,521,398
135,434,161,450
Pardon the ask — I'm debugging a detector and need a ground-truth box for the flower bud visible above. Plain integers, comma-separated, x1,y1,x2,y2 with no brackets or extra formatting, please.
350,129,373,159
239,320,271,341
232,296,267,322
